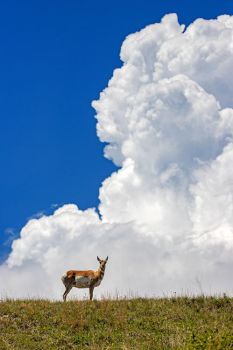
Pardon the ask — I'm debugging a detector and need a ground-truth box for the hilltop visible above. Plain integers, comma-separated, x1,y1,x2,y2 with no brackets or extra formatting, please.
0,296,232,349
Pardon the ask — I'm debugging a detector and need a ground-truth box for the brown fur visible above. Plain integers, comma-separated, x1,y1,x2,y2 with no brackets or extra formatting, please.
66,270,96,279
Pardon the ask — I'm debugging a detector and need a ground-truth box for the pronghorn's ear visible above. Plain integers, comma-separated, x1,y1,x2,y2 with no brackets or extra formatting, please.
105,256,108,262
97,256,101,262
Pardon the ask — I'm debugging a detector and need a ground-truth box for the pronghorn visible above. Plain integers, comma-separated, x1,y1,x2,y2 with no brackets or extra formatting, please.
61,256,108,301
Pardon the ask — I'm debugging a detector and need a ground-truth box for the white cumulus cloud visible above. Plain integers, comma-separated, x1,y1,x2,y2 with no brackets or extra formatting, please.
1,13,233,299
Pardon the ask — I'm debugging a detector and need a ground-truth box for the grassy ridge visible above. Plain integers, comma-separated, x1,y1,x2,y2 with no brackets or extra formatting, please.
0,297,233,349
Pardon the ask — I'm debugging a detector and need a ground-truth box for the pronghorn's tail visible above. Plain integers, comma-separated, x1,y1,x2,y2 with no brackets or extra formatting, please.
61,273,68,286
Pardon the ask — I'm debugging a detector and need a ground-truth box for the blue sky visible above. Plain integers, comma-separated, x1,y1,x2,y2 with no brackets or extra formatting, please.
0,0,232,262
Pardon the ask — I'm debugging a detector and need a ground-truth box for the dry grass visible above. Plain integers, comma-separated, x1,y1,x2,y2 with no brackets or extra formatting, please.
0,296,233,349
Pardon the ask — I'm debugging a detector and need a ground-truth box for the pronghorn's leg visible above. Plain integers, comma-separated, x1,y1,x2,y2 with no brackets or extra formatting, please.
89,286,94,301
63,281,73,302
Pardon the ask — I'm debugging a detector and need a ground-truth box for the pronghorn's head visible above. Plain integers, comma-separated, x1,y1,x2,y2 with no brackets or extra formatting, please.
97,256,108,269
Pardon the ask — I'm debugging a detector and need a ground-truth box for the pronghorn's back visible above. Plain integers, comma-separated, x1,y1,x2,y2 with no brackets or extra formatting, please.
65,269,96,279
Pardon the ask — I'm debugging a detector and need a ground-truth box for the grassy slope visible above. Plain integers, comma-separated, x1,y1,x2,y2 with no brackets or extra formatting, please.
0,297,233,349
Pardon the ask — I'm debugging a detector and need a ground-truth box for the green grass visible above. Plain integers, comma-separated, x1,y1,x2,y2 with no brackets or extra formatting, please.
0,296,233,349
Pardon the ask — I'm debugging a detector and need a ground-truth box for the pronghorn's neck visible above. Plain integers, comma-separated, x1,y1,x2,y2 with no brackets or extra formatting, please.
97,263,106,280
